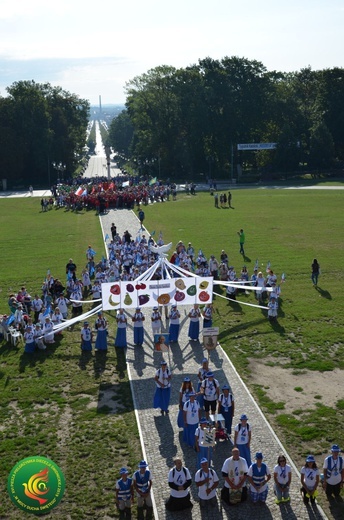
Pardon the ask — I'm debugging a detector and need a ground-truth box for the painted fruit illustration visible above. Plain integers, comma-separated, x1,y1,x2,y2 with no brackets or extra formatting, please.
124,293,132,305
135,283,147,290
110,284,121,295
199,291,210,302
126,283,134,293
175,279,186,290
187,285,197,296
199,280,209,290
138,294,150,305
108,295,120,307
157,294,170,305
174,290,185,302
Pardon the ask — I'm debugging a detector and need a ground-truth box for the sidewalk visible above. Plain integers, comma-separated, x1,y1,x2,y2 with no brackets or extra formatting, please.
102,208,327,520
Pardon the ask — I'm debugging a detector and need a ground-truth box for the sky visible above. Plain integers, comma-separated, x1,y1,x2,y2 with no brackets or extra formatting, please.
0,0,343,105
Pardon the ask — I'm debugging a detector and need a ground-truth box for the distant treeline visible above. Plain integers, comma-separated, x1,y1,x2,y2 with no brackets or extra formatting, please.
0,80,89,188
108,57,344,180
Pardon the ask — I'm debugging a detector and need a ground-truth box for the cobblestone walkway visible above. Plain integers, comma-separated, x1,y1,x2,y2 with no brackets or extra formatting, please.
100,208,328,520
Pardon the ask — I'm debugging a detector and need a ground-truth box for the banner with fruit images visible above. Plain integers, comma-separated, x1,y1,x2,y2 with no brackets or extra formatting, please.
102,277,213,310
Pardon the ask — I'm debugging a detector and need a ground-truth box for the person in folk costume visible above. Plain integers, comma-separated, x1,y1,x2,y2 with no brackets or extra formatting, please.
200,371,220,421
168,304,180,342
217,384,235,436
151,306,162,335
31,294,43,323
81,268,92,298
115,467,134,519
14,304,25,330
300,455,320,504
183,392,201,447
132,306,145,347
153,360,171,415
86,245,95,261
43,316,55,344
195,418,214,469
95,311,108,351
188,304,201,341
323,444,344,500
177,377,194,428
202,303,213,328
196,357,209,409
51,307,63,333
80,321,93,351
221,447,249,505
268,296,278,321
24,325,36,354
115,308,127,348
247,452,271,503
55,294,70,319
273,454,292,504
133,460,153,520
165,458,193,512
91,280,102,301
33,323,46,350
195,457,219,508
71,284,83,318
234,413,252,467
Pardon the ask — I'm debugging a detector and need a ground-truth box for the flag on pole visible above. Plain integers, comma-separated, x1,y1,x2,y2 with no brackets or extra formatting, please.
75,187,83,196
149,177,157,186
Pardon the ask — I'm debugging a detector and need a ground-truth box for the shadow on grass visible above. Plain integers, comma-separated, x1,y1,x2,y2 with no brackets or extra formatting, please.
218,317,267,341
315,286,332,299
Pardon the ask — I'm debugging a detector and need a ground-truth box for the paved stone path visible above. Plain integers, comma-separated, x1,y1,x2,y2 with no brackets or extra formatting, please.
100,208,327,520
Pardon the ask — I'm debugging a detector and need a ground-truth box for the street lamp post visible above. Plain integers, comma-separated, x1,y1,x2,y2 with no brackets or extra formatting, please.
52,162,66,183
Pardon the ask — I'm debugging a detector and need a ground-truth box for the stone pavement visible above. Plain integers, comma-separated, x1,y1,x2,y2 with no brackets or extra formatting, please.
100,208,327,520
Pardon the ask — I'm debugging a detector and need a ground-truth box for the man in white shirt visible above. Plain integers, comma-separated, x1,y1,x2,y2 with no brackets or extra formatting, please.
195,458,219,508
165,458,193,511
221,447,248,505
323,444,344,499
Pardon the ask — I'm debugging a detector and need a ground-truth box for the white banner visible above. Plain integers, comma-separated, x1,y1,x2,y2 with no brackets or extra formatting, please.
237,143,277,150
102,276,214,310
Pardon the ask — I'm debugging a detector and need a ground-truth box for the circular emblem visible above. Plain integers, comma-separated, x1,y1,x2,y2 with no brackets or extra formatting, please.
8,456,65,515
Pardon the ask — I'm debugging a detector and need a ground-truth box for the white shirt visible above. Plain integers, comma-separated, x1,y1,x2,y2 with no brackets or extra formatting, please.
301,466,320,489
168,466,191,498
183,399,200,425
195,468,219,500
323,456,343,485
274,464,291,485
221,457,248,488
247,463,271,493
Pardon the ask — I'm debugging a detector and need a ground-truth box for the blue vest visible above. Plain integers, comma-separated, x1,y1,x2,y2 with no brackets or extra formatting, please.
134,470,151,493
251,463,268,486
117,478,132,501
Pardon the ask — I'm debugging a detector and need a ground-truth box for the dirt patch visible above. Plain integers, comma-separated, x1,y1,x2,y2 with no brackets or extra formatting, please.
248,359,344,412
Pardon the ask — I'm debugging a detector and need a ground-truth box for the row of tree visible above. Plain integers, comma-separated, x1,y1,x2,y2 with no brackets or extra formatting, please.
108,57,344,180
0,81,89,188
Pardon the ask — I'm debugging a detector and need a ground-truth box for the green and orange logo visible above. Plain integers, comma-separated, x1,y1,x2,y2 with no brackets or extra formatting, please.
8,456,65,515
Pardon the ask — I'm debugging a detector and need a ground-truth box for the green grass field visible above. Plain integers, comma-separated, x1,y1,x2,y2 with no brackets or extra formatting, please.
0,189,343,518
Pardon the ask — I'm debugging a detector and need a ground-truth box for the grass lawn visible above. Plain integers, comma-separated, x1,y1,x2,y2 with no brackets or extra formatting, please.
0,189,343,518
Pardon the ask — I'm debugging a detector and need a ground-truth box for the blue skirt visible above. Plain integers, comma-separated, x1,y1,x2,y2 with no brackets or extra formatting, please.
197,446,213,469
25,342,36,354
177,409,184,428
203,319,212,328
183,422,198,448
134,326,144,345
81,340,92,351
153,387,171,412
169,323,180,342
95,329,107,350
188,321,199,340
115,327,127,348
237,443,251,466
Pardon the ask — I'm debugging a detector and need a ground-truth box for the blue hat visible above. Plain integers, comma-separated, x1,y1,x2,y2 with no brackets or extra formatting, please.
331,444,340,452
200,417,207,424
200,458,208,464
160,360,167,365
98,311,102,315
202,358,208,363
222,385,230,390
184,377,191,382
84,321,89,325
189,391,196,397
255,452,263,460
120,467,128,474
138,460,148,468
206,371,214,378
306,455,315,463
240,414,248,421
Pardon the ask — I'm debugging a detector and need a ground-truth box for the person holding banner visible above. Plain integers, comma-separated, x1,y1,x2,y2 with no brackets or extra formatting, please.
169,304,180,342
195,458,219,508
115,309,127,348
132,307,145,347
153,360,171,415
188,304,201,341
